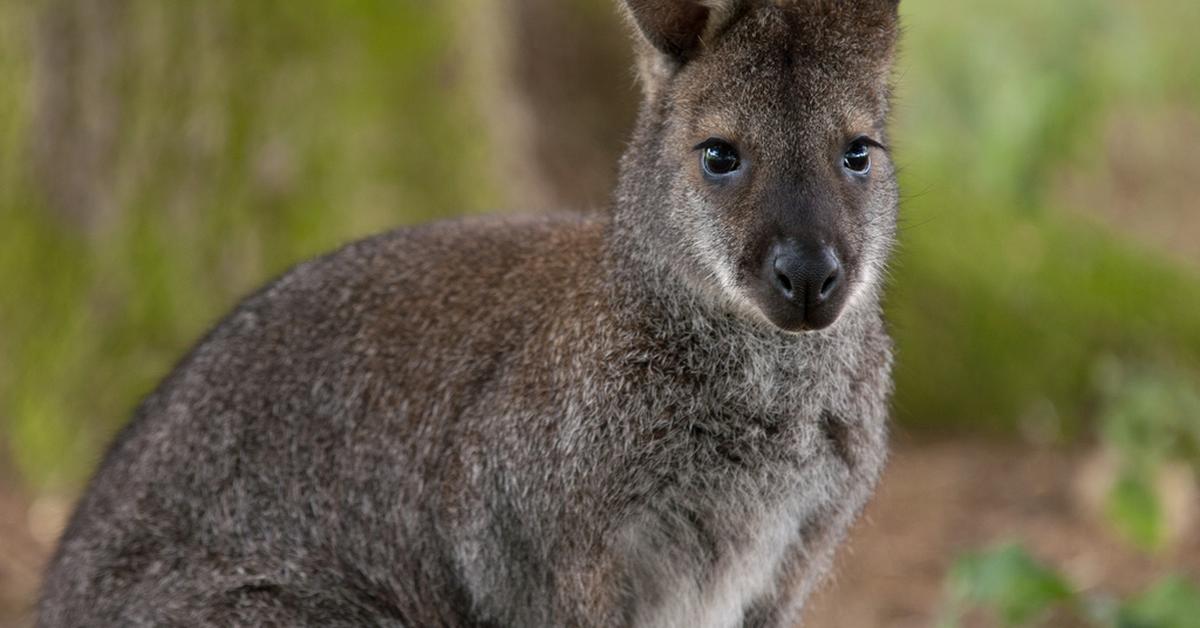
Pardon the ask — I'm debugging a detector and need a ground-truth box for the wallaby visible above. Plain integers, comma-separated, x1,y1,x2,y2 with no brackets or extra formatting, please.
39,1,901,626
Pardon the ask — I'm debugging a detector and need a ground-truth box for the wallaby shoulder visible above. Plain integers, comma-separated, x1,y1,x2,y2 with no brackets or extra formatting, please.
40,212,613,627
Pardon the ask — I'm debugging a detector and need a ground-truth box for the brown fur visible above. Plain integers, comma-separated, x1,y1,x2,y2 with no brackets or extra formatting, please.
39,2,902,626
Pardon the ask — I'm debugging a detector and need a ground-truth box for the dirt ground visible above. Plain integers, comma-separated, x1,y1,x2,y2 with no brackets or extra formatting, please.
804,436,1199,627
0,476,45,628
1,436,1196,628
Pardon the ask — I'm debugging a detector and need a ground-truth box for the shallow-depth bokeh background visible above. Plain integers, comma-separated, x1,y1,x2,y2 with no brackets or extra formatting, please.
1,0,1198,626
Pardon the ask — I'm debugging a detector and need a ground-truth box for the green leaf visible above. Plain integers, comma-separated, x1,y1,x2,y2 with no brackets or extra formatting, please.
1106,469,1165,551
949,544,1075,626
1118,577,1200,628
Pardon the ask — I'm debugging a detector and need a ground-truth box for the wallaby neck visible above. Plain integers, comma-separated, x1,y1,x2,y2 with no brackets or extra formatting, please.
605,98,710,312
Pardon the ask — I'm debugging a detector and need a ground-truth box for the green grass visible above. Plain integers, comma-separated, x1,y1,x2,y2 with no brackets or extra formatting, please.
888,0,1200,433
0,0,497,490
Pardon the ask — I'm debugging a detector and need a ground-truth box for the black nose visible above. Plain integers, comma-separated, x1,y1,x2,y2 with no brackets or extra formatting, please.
769,242,842,324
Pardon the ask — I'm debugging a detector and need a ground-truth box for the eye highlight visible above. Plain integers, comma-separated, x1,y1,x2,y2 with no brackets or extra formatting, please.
842,139,872,175
696,138,741,178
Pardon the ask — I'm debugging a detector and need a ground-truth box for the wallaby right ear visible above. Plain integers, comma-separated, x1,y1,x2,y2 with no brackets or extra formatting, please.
622,0,741,63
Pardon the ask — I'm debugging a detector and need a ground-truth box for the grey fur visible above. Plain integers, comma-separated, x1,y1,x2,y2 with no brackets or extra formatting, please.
39,1,901,626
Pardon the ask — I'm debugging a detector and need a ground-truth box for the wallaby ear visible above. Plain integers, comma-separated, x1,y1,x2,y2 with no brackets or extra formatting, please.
622,0,740,62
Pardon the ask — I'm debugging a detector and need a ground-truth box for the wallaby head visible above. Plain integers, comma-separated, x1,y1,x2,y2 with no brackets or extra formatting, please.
616,0,901,332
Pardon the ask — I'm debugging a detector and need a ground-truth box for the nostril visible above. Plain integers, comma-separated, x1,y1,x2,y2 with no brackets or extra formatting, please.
813,246,842,304
776,271,793,295
819,271,839,300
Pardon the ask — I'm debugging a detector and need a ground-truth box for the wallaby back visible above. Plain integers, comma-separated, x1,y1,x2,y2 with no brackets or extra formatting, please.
39,1,902,627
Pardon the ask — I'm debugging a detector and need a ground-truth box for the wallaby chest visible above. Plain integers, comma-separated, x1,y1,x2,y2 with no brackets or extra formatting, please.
558,309,889,628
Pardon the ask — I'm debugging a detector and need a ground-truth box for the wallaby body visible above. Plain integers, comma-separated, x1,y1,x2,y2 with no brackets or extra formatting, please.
40,2,901,626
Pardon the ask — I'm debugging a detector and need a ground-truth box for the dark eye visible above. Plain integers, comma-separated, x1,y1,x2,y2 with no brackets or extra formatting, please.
843,140,872,175
699,140,741,178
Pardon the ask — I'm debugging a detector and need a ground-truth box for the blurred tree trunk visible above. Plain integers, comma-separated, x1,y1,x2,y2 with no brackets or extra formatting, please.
467,0,638,213
32,0,128,234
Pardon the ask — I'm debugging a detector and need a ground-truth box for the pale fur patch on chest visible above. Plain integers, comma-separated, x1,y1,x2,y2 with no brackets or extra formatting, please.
621,479,826,628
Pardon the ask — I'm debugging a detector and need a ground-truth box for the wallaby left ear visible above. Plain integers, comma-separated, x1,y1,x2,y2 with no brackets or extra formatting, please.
622,0,741,62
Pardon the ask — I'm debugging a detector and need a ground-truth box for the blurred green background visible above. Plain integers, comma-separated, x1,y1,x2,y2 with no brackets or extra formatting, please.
0,0,1198,625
